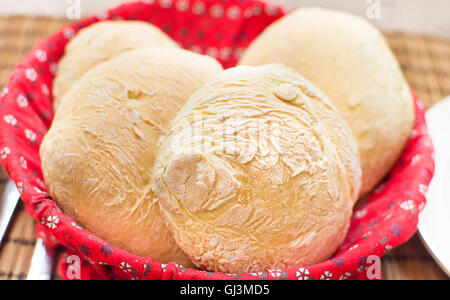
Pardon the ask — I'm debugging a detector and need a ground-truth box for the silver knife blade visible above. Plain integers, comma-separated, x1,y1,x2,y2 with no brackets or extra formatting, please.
27,238,55,280
0,180,20,246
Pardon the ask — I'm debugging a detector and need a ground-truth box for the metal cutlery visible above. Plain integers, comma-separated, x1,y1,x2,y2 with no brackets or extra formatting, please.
0,179,54,279
26,238,55,280
0,180,20,246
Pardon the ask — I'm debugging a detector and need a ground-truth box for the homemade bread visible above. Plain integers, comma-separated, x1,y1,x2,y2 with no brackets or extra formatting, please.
53,21,178,110
40,48,223,267
153,64,361,273
240,8,415,196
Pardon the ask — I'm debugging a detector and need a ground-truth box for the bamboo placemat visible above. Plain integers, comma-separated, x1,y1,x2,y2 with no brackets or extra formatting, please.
0,16,449,280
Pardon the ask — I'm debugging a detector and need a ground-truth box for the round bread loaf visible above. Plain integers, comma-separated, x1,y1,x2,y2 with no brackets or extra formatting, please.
53,21,178,111
153,64,361,273
240,8,415,196
40,48,223,267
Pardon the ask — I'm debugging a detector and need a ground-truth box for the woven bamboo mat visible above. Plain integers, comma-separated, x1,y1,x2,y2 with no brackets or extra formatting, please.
0,16,449,280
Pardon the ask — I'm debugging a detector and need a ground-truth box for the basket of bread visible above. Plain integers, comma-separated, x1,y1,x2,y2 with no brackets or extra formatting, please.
0,0,434,280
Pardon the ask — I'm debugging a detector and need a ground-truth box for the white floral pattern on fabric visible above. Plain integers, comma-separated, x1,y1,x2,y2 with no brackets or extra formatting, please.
63,28,75,40
160,0,172,9
41,84,50,96
245,5,262,18
189,45,202,53
357,264,368,273
264,4,278,16
400,200,415,211
45,216,60,229
296,268,311,280
25,129,37,142
176,0,189,12
34,187,45,194
20,156,27,169
419,184,428,196
411,155,422,166
320,271,333,280
210,4,224,18
97,11,109,20
71,222,82,229
17,94,28,108
220,47,232,60
4,115,17,126
16,182,23,195
339,272,352,280
348,244,359,251
85,257,95,265
25,68,37,82
36,177,46,189
1,147,10,160
418,202,426,212
423,138,433,148
227,5,241,19
192,2,205,15
233,47,245,60
354,208,367,219
206,47,218,58
268,269,283,278
174,263,184,269
119,262,134,273
35,49,48,62
161,264,167,272
50,63,57,76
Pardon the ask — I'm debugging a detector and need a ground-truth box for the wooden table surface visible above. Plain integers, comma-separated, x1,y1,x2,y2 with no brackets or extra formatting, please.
0,16,449,280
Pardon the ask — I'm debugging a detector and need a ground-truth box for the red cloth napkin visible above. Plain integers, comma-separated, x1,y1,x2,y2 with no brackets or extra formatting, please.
0,0,434,280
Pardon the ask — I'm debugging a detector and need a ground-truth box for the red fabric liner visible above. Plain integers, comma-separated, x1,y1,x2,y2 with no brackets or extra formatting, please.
0,0,434,280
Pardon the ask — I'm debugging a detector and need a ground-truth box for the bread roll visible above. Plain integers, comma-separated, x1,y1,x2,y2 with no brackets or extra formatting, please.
53,21,178,111
40,48,223,267
240,8,415,196
153,64,361,273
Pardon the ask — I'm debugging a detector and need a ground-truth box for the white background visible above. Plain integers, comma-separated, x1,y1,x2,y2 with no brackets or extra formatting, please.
0,0,448,38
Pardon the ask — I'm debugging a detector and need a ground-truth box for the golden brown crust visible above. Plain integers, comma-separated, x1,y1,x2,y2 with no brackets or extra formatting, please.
40,48,223,267
53,21,179,111
240,7,415,196
154,64,361,273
